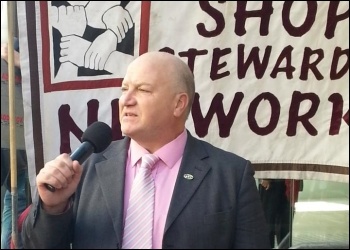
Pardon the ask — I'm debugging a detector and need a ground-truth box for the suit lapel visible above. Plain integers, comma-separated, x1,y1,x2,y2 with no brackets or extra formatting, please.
164,134,211,232
91,135,211,240
95,138,129,245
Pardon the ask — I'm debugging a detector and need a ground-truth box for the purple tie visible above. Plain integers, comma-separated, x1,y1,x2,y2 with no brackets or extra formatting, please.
122,154,159,249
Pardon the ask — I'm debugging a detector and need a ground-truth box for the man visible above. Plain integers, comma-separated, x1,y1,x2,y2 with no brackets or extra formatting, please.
22,51,270,249
259,179,302,248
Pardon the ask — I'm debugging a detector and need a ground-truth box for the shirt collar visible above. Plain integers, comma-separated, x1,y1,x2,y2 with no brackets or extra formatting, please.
129,129,187,169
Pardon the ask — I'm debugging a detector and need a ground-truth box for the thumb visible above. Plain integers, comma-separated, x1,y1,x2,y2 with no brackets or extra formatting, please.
72,160,83,183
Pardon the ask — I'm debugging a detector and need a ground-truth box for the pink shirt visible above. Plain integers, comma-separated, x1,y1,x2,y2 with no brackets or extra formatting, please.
123,130,187,249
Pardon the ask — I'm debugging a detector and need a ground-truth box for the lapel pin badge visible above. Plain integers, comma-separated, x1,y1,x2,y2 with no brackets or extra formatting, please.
183,174,194,180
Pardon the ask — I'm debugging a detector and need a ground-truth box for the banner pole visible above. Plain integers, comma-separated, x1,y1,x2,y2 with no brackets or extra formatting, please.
7,1,19,249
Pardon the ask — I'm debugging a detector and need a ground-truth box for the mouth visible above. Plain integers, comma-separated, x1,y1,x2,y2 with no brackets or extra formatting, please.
124,113,137,117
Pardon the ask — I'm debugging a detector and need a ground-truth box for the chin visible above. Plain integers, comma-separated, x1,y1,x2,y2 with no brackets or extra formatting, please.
121,126,135,137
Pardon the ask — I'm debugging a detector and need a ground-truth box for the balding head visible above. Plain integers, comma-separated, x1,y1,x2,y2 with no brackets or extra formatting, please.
127,51,195,117
119,51,195,151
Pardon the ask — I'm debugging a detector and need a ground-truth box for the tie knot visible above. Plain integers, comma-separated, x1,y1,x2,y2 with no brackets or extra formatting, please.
141,154,159,171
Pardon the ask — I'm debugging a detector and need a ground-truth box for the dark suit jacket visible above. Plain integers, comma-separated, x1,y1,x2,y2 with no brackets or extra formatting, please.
22,131,270,249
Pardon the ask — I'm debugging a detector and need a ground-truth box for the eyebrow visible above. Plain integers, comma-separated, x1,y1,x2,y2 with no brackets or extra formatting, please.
122,82,153,87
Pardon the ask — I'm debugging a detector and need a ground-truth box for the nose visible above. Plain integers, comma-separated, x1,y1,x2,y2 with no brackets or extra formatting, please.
120,89,136,106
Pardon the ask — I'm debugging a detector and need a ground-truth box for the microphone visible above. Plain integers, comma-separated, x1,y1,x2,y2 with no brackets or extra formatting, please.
45,121,113,192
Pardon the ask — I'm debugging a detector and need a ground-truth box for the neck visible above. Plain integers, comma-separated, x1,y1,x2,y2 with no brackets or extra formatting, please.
133,128,185,153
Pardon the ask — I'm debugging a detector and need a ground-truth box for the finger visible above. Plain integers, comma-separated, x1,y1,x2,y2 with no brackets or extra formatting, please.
60,48,69,56
60,40,70,49
94,55,100,70
120,21,127,38
59,55,69,63
49,154,75,187
89,53,97,70
115,27,122,43
99,57,107,71
38,163,72,190
71,160,83,182
125,11,133,28
84,48,92,68
61,35,73,43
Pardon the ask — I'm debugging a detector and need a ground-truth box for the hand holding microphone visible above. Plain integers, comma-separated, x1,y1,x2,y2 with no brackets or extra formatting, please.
36,122,112,213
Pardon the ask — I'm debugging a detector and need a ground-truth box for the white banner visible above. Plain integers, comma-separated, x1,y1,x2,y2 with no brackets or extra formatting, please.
17,1,349,191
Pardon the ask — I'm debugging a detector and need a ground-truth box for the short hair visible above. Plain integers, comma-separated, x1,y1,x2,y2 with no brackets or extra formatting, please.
172,55,195,118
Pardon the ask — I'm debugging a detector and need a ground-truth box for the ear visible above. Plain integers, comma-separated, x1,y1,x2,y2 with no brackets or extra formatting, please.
174,93,189,117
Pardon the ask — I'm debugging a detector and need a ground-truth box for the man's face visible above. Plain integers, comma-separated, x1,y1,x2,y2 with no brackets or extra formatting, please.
119,56,177,141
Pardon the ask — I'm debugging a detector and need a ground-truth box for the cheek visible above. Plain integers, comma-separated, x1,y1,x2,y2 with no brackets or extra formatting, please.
151,102,173,121
143,103,162,120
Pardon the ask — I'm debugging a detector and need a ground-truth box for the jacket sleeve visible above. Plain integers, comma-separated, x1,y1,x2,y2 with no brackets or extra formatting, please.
233,161,271,249
21,194,73,249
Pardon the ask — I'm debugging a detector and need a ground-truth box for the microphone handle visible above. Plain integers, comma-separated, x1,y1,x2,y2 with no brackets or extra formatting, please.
44,142,95,192
71,141,94,164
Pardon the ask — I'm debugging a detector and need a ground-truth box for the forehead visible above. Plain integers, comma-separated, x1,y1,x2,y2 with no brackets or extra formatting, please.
124,56,172,84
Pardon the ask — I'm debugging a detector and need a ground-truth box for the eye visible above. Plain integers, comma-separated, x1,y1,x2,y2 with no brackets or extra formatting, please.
138,88,150,93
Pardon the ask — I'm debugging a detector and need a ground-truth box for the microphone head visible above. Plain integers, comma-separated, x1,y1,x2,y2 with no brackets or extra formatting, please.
81,121,112,153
